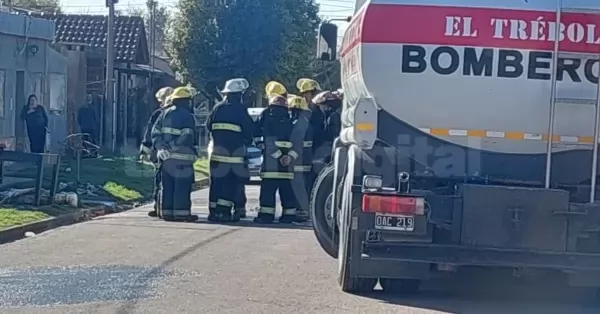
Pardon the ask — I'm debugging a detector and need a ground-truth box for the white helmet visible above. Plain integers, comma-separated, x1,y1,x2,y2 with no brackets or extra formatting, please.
220,78,249,94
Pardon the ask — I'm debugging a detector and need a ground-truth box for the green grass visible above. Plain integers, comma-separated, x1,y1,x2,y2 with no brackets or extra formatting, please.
194,158,209,176
0,207,50,229
4,156,210,203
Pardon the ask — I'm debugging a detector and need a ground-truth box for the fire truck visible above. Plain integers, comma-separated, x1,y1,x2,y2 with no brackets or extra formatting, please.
310,0,600,295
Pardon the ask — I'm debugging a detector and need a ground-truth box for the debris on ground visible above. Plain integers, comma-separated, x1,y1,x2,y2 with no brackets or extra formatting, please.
0,181,109,206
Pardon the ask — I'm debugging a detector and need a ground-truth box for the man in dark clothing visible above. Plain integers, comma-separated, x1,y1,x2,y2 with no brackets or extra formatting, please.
152,86,199,222
254,87,298,224
78,96,98,144
140,86,174,218
321,91,342,164
207,78,254,222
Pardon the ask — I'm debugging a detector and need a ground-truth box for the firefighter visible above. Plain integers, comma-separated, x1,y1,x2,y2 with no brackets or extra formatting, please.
254,81,297,223
296,78,329,197
313,90,342,164
207,78,254,222
140,86,173,218
151,86,199,222
288,95,313,223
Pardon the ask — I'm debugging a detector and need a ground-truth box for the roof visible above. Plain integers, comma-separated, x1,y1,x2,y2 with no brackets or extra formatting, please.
24,13,149,64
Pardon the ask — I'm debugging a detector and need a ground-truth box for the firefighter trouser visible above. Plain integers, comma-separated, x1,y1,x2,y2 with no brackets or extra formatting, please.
160,159,194,219
291,166,313,213
259,178,296,216
235,184,247,210
209,159,244,215
153,162,161,210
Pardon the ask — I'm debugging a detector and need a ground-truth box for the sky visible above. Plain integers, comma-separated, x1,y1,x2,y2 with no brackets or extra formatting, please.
59,0,354,38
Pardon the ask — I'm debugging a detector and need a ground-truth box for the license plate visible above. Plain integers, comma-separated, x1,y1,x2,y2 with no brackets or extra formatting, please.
374,213,415,231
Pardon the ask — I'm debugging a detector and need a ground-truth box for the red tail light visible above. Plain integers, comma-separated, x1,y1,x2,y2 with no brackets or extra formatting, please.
362,194,425,215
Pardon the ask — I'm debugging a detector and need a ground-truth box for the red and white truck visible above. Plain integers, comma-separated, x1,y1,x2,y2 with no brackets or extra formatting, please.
311,0,600,294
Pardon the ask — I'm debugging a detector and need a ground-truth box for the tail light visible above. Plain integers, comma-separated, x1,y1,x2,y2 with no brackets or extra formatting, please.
362,194,425,215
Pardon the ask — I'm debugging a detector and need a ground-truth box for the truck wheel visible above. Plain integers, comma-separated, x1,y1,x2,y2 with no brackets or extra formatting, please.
337,162,377,293
310,163,338,258
379,278,421,294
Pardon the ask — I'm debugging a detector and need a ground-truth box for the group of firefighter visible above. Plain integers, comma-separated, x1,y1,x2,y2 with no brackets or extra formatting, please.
139,77,342,223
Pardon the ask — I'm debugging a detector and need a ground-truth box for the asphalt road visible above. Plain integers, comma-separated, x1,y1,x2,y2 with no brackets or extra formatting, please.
1,185,599,313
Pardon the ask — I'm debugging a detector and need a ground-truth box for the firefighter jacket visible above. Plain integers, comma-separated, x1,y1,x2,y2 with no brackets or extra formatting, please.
308,102,326,156
290,109,313,173
140,106,168,163
151,102,199,163
206,97,254,164
255,105,297,179
325,107,341,142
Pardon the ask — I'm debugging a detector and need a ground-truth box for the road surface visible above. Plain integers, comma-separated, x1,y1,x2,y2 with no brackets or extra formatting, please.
0,185,599,313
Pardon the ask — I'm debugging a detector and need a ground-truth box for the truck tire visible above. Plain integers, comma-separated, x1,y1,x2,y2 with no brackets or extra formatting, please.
379,278,421,294
310,163,338,258
337,148,377,293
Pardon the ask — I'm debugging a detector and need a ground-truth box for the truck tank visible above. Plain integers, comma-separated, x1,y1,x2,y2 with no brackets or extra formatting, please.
340,0,600,187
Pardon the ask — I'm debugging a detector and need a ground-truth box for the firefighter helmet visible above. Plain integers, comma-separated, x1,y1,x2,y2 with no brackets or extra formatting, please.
155,87,174,102
169,86,193,101
288,95,309,110
296,78,321,93
221,78,249,94
265,81,287,97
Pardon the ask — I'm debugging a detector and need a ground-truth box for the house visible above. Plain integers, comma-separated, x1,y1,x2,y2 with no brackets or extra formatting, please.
0,11,68,153
22,12,166,151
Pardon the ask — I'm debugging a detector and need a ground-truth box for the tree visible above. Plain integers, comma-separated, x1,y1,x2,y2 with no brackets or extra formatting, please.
127,1,171,57
167,0,320,103
12,0,61,13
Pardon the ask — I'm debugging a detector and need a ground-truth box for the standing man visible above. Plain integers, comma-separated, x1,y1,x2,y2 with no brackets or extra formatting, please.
78,95,98,144
254,81,297,224
140,86,173,218
207,78,254,222
152,86,199,222
288,95,313,222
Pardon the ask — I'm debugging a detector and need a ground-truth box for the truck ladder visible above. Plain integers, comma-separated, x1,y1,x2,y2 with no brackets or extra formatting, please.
546,2,600,203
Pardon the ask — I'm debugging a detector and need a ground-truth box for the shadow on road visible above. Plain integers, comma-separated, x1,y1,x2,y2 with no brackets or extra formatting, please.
93,214,314,231
355,275,600,313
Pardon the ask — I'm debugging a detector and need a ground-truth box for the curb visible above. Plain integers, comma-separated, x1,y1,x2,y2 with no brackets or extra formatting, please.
0,177,210,245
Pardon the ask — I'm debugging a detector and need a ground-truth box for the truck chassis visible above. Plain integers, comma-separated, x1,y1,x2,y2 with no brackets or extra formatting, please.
311,143,600,295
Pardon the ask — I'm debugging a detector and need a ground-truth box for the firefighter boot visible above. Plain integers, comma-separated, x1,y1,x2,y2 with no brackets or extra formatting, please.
216,208,233,222
278,214,296,224
254,213,275,223
294,209,309,222
234,208,246,219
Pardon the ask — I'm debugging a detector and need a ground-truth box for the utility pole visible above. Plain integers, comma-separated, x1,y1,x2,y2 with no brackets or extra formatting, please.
149,0,156,97
105,0,117,152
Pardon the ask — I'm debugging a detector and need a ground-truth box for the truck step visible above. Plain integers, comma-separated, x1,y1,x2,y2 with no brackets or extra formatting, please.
562,7,600,15
557,52,600,60
555,98,597,105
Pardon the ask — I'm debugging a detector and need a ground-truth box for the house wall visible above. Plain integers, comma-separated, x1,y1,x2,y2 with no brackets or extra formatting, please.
0,12,67,152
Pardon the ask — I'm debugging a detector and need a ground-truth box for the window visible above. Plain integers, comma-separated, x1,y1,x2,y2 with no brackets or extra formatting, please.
0,70,5,118
49,73,66,111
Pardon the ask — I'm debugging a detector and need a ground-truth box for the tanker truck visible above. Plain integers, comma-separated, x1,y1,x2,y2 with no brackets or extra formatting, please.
310,0,600,294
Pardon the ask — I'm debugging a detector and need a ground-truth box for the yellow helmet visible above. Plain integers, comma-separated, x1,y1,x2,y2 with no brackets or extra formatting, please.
265,81,287,97
169,86,192,101
296,78,321,93
155,87,174,102
287,95,308,110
